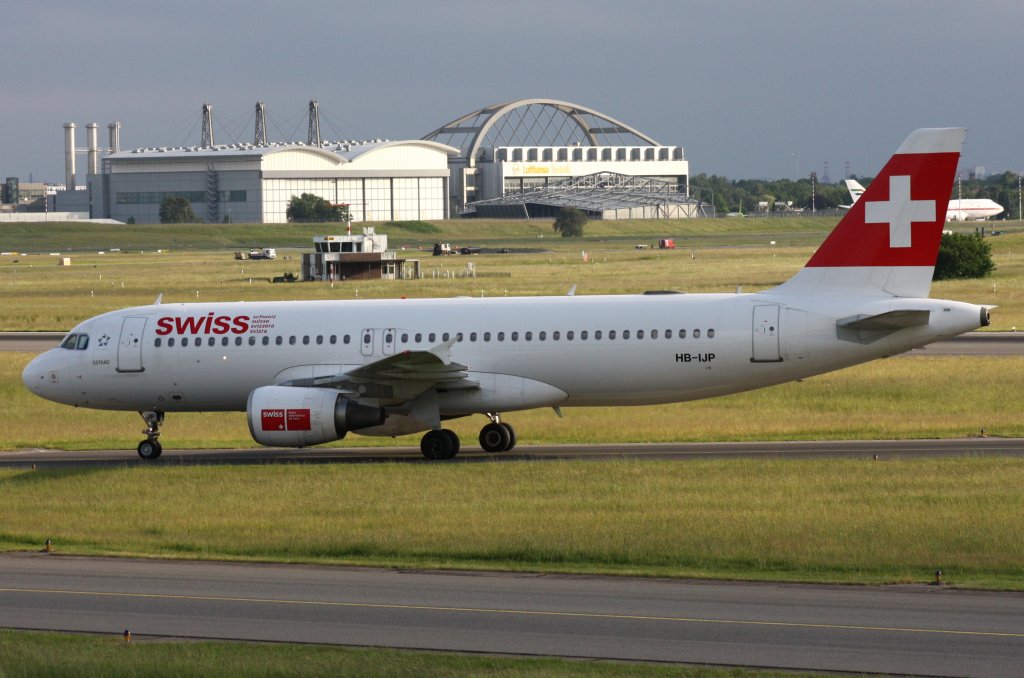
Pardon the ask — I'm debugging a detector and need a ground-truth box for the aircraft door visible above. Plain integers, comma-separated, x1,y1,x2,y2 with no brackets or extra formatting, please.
360,328,375,356
383,328,396,355
117,316,148,373
751,305,782,363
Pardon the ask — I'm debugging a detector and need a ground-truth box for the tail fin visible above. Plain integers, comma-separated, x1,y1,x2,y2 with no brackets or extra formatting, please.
773,128,963,299
841,179,867,208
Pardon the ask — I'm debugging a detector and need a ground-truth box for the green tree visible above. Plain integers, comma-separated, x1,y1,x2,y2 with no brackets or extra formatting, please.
158,195,198,224
933,233,995,280
552,206,587,237
286,193,349,223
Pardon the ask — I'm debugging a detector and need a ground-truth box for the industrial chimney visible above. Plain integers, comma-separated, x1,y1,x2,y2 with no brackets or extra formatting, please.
64,122,77,190
108,122,121,154
87,123,99,175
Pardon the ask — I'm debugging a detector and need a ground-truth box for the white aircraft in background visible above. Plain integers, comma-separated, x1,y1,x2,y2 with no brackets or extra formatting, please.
844,178,1004,221
23,128,992,461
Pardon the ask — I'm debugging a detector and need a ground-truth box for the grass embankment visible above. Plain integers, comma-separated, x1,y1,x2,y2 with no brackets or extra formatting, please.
3,352,1022,450
0,629,783,678
3,457,1023,588
1,227,1021,331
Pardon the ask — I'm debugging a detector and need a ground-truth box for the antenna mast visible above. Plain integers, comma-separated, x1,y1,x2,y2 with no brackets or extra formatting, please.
307,100,321,147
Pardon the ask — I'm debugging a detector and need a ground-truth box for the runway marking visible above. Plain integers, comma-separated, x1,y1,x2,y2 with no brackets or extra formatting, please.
3,586,1023,640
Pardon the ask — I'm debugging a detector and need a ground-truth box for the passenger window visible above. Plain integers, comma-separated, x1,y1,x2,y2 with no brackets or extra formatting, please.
182,337,189,347
262,336,269,346
594,330,601,340
609,330,616,340
415,333,422,343
222,337,229,346
525,331,532,341
344,335,351,344
289,336,296,345
580,330,588,340
470,332,477,342
330,335,337,344
249,336,257,346
623,330,630,339
497,332,505,342
443,333,450,342
275,336,283,345
679,329,687,339
665,329,673,339
708,329,715,338
155,338,162,347
693,329,701,338
401,333,408,343
456,332,463,342
429,333,436,342
637,330,645,339
567,331,574,340
362,334,370,345
651,329,658,339
385,332,393,344
303,336,310,345
511,332,519,341
553,331,560,340
168,338,175,347
539,331,546,341
235,336,243,346
484,332,491,342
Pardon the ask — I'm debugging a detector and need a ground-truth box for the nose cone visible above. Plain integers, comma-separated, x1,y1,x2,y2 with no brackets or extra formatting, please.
22,353,49,397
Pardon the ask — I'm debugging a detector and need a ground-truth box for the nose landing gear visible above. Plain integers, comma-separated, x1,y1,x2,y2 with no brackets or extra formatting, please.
137,410,164,460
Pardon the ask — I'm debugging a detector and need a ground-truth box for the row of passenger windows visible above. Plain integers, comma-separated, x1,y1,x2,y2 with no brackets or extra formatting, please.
153,328,716,349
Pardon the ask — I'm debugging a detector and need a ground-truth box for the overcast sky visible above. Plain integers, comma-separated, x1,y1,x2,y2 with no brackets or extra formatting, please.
2,0,1022,184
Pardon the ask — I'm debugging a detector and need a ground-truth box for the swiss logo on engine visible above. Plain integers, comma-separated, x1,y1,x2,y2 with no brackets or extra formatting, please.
261,409,286,430
286,409,312,431
261,408,311,431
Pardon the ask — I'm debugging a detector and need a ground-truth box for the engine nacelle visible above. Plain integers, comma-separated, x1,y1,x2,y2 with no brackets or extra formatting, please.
247,386,384,447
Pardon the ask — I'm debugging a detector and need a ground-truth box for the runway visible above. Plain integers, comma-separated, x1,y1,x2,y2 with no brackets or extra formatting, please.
1,437,1021,469
2,553,1023,676
3,331,1024,354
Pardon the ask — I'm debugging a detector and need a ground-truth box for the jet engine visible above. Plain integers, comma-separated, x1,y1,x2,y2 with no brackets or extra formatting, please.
247,386,384,447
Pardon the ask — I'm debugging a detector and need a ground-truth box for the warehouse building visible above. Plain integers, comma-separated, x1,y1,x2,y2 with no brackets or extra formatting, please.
87,139,458,224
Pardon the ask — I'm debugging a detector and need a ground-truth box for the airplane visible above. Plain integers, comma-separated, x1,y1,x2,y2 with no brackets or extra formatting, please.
22,128,993,461
844,178,1004,221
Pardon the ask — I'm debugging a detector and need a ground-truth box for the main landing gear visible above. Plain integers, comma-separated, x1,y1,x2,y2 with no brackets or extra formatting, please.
418,413,517,460
137,410,164,460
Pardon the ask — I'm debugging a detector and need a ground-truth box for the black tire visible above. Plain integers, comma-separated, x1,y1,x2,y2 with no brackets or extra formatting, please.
479,422,511,453
500,423,517,451
441,429,460,458
420,430,453,460
137,440,162,460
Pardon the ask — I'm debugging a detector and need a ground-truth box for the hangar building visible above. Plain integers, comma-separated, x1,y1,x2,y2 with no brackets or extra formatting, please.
422,99,699,218
88,139,458,225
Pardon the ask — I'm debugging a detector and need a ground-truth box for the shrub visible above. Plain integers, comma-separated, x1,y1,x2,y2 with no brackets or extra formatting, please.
933,233,995,280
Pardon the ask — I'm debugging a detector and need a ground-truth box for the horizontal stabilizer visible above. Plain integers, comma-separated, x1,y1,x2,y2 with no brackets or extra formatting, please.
837,309,930,331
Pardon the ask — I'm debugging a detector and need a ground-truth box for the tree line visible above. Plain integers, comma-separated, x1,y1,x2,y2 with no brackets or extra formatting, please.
692,171,1022,218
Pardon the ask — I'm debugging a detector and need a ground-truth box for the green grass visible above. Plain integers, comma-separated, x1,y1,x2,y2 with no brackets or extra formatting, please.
3,457,1023,588
0,629,790,678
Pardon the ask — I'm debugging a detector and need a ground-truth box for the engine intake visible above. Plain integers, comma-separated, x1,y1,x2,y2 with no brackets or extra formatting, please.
247,385,384,447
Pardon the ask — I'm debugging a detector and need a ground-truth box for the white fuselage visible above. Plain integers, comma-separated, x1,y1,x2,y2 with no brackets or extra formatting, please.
946,199,1004,221
23,291,986,432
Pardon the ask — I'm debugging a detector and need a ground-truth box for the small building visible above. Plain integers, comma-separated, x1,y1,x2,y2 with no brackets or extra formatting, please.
301,227,420,281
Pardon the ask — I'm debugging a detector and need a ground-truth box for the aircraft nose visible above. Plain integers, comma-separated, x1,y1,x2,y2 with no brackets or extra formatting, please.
22,353,50,395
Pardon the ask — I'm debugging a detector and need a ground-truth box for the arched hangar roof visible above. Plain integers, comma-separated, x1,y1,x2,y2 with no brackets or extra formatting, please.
422,98,660,165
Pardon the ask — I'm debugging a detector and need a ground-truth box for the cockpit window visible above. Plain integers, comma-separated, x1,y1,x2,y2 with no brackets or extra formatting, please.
59,333,90,350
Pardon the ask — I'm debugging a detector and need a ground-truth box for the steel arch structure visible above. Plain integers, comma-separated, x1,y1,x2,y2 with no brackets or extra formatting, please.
422,99,660,165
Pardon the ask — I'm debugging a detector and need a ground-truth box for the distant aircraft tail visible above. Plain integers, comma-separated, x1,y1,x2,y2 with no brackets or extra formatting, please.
773,128,963,299
838,179,867,209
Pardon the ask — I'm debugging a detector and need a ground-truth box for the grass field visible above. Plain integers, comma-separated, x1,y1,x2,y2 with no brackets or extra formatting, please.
3,457,1023,588
0,629,789,678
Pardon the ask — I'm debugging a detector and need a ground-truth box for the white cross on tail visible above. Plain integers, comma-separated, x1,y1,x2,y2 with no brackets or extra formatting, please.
864,175,935,248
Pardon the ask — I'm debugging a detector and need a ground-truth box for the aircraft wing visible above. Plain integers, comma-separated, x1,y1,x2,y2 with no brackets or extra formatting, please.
304,339,478,404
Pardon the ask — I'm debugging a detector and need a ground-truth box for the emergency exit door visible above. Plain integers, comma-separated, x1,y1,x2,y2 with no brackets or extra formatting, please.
117,316,147,372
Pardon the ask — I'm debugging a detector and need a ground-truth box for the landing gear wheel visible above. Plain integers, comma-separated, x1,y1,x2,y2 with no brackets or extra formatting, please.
137,439,163,460
421,429,459,460
479,422,511,453
500,422,517,452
